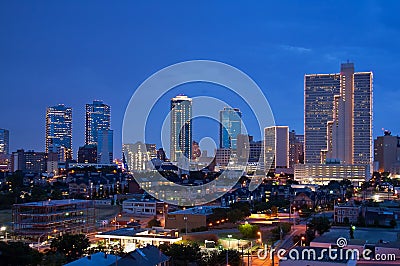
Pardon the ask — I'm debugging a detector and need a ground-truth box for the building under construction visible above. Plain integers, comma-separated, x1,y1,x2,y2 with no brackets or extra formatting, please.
12,199,95,240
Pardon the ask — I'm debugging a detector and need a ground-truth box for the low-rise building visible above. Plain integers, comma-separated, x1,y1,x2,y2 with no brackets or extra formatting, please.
334,203,361,224
122,198,165,216
12,199,96,240
165,206,220,231
95,227,181,252
108,245,169,266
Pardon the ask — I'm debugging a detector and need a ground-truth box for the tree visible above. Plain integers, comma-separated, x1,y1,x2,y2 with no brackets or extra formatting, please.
238,223,259,239
308,217,331,235
50,234,90,262
0,241,42,265
159,243,202,265
343,217,350,225
147,217,161,228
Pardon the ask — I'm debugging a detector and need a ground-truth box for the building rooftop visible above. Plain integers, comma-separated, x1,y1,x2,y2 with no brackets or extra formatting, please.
312,227,400,247
64,252,120,266
108,245,169,266
14,199,92,207
168,206,223,215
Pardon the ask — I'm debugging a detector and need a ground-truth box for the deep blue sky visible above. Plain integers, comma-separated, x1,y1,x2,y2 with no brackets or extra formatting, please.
1,1,399,158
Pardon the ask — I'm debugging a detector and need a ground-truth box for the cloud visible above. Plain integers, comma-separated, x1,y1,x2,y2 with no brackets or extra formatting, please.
280,44,312,53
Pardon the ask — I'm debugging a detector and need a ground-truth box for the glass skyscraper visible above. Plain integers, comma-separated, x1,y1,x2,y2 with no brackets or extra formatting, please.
0,128,9,154
45,104,72,162
219,107,242,149
170,95,192,162
85,100,111,145
97,129,113,164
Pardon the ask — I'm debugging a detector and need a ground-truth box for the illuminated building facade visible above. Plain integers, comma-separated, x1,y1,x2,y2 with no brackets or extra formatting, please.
294,163,369,186
304,63,373,166
170,95,192,162
45,104,72,162
0,128,9,154
264,126,289,171
123,142,156,171
220,107,242,150
85,100,111,145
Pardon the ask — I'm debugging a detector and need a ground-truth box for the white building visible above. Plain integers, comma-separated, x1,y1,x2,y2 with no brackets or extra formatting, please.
294,163,369,186
264,126,289,171
122,199,162,216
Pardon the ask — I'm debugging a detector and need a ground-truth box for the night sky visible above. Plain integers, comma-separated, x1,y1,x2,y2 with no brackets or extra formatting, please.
1,1,399,158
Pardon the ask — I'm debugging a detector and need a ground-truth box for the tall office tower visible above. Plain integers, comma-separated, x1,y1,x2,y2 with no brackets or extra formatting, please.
170,95,192,162
45,104,72,162
264,126,289,171
374,131,400,173
123,142,156,171
304,62,373,165
0,129,9,154
97,129,113,164
289,130,304,167
220,107,242,150
85,100,111,145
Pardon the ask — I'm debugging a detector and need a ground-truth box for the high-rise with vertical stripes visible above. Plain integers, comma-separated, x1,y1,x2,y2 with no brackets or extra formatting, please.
304,62,373,166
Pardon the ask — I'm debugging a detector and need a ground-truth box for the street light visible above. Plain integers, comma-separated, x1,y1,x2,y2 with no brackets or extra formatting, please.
301,236,305,246
227,234,232,248
257,231,262,247
183,216,188,235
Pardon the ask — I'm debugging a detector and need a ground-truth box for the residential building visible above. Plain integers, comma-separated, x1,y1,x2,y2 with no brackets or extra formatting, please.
97,129,113,164
170,95,192,162
264,126,289,171
45,104,72,162
0,128,9,154
374,131,400,173
12,199,96,240
11,149,50,173
220,107,242,150
304,62,373,165
85,100,111,145
215,148,232,167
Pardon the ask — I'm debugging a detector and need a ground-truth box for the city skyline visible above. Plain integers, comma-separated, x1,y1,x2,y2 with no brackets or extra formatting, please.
1,2,399,156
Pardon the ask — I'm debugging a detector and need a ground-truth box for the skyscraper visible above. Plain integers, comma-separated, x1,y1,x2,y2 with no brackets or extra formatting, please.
45,104,72,162
0,128,9,154
170,95,192,162
264,126,289,171
220,107,242,149
304,62,373,166
289,130,304,167
97,129,113,164
85,100,111,145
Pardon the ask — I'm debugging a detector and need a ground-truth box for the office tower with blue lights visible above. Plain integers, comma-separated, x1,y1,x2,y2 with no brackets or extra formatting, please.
0,128,9,154
85,100,111,145
219,107,242,150
45,104,73,162
170,95,192,162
